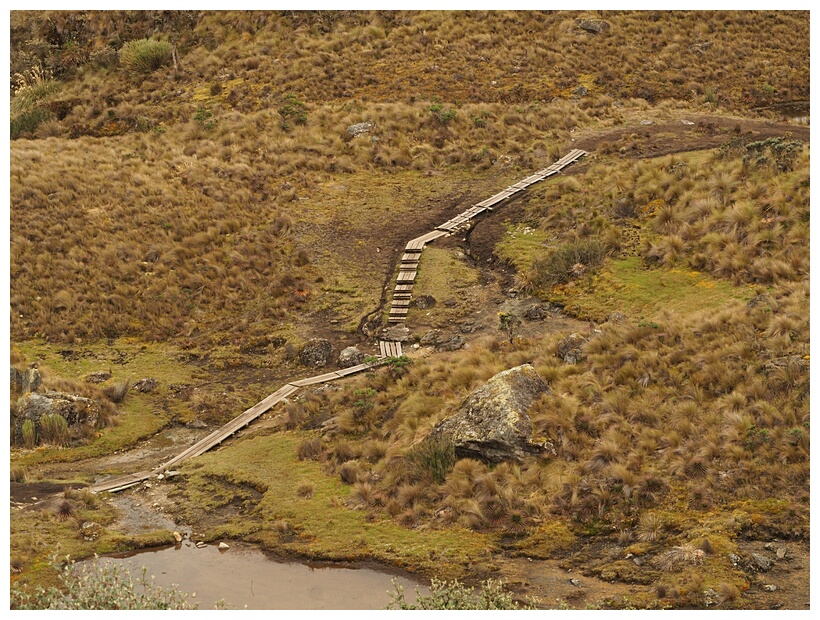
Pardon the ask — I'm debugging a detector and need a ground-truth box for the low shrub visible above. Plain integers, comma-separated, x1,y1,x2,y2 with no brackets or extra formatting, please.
529,238,606,288
388,577,534,610
10,558,199,609
40,414,70,446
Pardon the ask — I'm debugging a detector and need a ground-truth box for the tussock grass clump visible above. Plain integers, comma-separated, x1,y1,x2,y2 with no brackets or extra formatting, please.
119,39,173,74
407,437,456,484
40,414,70,446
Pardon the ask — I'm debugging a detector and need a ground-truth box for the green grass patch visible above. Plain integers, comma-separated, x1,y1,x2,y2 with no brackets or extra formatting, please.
552,257,755,322
494,223,552,272
177,431,492,577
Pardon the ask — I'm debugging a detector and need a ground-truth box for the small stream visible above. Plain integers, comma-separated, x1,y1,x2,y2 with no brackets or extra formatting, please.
83,541,430,610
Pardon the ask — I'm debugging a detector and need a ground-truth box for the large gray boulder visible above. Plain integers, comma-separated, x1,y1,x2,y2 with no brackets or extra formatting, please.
13,391,101,445
429,364,554,464
299,338,334,368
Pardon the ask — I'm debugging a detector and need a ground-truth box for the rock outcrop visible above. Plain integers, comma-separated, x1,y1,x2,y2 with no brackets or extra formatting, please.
13,391,101,445
346,121,374,137
299,338,333,368
429,364,554,464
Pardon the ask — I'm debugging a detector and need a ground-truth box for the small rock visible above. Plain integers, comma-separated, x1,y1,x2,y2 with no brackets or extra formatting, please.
556,333,587,364
133,378,158,393
218,542,230,550
573,85,589,97
763,585,777,592
173,531,183,543
764,542,776,551
729,553,741,566
640,120,654,125
776,547,787,560
84,371,112,384
381,325,411,342
569,578,581,587
576,18,610,33
156,473,164,480
196,541,206,548
409,295,436,310
753,553,774,571
681,120,695,125
346,121,374,137
338,346,366,369
81,521,101,541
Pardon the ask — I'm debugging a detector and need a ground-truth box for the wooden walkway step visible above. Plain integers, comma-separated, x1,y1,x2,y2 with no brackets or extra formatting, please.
379,340,403,357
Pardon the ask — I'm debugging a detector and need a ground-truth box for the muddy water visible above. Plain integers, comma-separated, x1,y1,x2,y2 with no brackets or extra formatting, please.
86,541,430,610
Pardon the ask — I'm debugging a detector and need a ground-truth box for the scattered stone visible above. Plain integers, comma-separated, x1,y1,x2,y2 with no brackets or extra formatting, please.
632,556,645,566
576,18,610,33
607,311,627,324
418,330,464,351
573,85,589,97
443,300,458,308
460,321,477,334
81,521,101,541
218,542,230,550
84,371,112,384
195,541,207,548
763,584,778,592
133,378,159,393
419,330,442,346
187,419,207,429
753,553,774,571
570,262,587,278
556,333,587,364
338,346,366,368
346,121,374,137
763,355,809,374
569,578,581,587
437,335,464,352
776,547,787,560
164,470,180,478
681,120,695,125
14,391,101,445
640,120,654,125
382,325,411,342
429,364,555,464
747,293,775,310
172,531,183,543
524,304,552,321
409,295,436,310
729,553,741,566
299,338,333,368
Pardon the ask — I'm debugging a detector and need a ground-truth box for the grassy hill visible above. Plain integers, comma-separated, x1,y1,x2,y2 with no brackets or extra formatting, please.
9,10,810,610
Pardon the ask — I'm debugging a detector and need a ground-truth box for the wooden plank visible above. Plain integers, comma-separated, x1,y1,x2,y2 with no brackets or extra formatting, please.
290,371,346,387
397,270,417,283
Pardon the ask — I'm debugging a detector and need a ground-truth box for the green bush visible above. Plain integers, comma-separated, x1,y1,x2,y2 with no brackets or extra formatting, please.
40,414,70,446
21,419,38,449
388,577,534,610
119,39,172,74
11,558,199,610
529,238,606,288
407,437,455,484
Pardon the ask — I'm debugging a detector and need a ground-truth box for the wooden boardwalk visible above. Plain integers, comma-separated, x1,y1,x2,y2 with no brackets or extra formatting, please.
91,149,585,493
387,149,587,323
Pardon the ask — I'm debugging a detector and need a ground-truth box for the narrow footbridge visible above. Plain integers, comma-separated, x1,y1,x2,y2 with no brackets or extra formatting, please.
90,148,586,493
